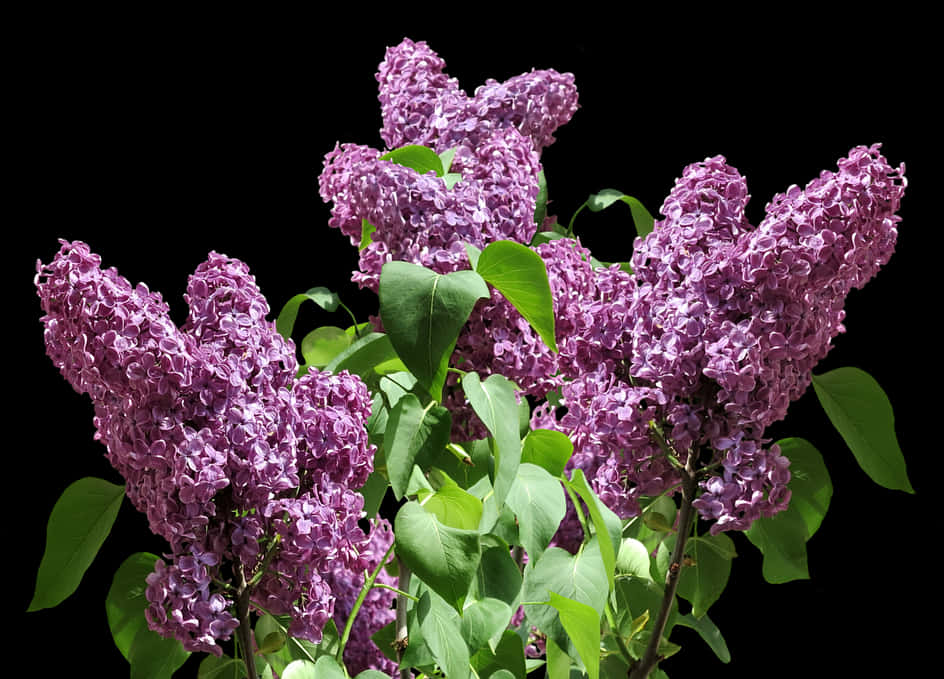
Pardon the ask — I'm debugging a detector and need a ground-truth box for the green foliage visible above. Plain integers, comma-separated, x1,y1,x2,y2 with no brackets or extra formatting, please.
812,367,914,493
745,438,833,583
504,463,566,566
29,476,125,612
379,262,489,400
395,500,482,613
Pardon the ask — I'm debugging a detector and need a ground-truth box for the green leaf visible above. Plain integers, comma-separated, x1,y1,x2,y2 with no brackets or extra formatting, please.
355,672,394,679
380,144,445,176
439,147,458,174
299,326,350,368
674,533,735,618
472,545,522,609
744,437,833,583
275,287,340,339
129,623,191,679
534,169,549,226
385,393,452,500
323,332,406,392
359,219,377,251
105,552,161,661
504,463,566,566
812,367,913,493
615,538,653,581
547,591,601,679
281,658,323,679
585,189,655,238
520,429,573,478
521,540,608,656
675,612,730,663
357,468,389,520
475,240,557,353
470,630,526,679
564,469,622,592
29,476,125,611
461,372,522,510
418,474,484,531
380,262,489,400
544,636,571,679
417,589,471,679
395,500,481,613
460,598,512,653
198,655,247,679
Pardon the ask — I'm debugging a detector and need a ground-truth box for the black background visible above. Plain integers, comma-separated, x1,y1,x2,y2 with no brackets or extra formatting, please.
11,11,937,678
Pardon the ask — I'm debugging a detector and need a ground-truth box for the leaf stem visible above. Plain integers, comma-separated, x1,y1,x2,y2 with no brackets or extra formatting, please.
337,540,397,665
628,452,699,679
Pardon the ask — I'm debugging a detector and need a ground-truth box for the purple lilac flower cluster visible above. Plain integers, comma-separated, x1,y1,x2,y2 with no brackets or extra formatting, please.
318,37,578,292
36,241,380,655
537,144,905,539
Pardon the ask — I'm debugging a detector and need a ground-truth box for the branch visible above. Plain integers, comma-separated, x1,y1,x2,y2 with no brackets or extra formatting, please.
235,564,259,679
394,556,412,679
628,453,699,679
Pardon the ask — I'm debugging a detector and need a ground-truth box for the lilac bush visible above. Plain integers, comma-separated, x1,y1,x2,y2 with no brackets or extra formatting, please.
29,34,912,679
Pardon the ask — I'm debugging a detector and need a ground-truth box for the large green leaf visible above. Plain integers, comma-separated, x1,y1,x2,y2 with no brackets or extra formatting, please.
547,592,601,679
298,326,350,368
417,589,471,679
745,437,833,583
29,476,125,611
812,367,913,493
379,262,489,400
475,240,557,353
461,372,522,509
471,545,522,609
470,630,526,679
105,552,162,661
385,393,452,500
675,612,730,664
395,500,481,613
504,463,566,566
521,540,608,656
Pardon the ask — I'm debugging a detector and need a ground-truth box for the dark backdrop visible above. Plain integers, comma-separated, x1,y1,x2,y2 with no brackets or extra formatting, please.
12,12,935,678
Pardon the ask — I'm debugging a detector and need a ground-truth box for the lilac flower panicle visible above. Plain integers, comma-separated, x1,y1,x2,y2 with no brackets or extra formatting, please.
36,241,379,654
321,36,578,291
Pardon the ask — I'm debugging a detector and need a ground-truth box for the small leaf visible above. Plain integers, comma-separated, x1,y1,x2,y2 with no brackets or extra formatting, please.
615,538,653,581
504,463,566,566
585,189,655,238
281,658,323,679
323,332,404,392
275,287,340,339
534,169,549,226
520,429,573,478
676,612,731,663
461,372,522,510
385,393,452,500
29,476,125,611
418,474,484,530
299,326,350,368
460,598,512,653
812,367,913,493
475,240,557,353
674,533,735,618
470,629,526,679
565,469,622,592
417,589,471,679
547,591,601,679
380,144,445,176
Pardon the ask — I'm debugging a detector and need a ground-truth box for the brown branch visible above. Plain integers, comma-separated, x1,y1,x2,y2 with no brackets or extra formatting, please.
628,453,698,679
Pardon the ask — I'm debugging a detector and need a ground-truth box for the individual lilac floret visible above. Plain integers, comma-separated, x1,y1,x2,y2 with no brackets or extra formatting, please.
36,241,378,653
325,518,398,676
